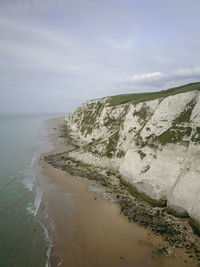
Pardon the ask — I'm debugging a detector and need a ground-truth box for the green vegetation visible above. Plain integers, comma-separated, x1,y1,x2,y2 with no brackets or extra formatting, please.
141,165,150,173
84,131,123,158
84,134,126,159
106,169,116,176
197,127,200,133
191,127,200,143
151,99,196,145
103,105,129,131
137,150,146,159
132,104,151,121
83,138,104,155
134,132,158,149
109,82,200,106
128,127,137,133
134,98,196,147
103,116,116,127
116,149,125,158
79,101,104,136
166,207,189,218
61,155,91,169
173,99,196,124
105,131,120,158
119,177,167,207
153,126,192,145
189,218,200,237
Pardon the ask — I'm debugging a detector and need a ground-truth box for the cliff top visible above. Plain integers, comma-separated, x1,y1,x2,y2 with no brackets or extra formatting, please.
110,82,200,106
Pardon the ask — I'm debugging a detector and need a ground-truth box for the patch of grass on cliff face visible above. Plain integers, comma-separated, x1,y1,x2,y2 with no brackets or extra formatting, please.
116,149,125,158
132,104,153,129
133,105,150,121
103,116,116,127
105,131,120,158
79,101,104,136
151,99,196,145
173,99,196,124
109,82,200,106
191,127,200,143
166,207,189,218
119,177,167,207
137,150,146,159
134,98,195,147
103,104,129,131
83,138,104,156
189,218,200,237
134,133,158,149
83,130,123,158
154,127,192,145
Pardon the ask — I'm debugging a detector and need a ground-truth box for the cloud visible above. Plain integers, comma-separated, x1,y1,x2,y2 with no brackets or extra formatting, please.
0,17,91,75
1,0,200,112
130,71,163,83
172,66,200,78
118,66,200,92
0,16,122,103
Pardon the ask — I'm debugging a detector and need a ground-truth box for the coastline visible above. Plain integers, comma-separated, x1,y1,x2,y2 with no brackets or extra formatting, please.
40,116,199,267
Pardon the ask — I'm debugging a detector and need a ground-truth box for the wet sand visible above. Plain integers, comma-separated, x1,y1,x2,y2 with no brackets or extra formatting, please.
40,117,197,267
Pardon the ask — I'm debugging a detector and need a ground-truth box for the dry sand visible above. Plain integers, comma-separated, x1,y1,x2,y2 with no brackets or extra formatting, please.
39,117,197,267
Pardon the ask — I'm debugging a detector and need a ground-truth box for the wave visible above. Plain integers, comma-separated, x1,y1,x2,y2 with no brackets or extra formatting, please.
26,185,43,216
40,211,55,267
43,224,52,267
21,152,44,217
18,122,55,267
21,152,38,191
33,185,43,216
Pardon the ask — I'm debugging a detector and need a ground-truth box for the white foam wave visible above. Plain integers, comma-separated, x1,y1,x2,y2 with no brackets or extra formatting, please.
21,152,38,191
44,226,52,267
39,212,54,267
31,152,37,167
33,186,43,216
25,185,43,216
26,203,35,215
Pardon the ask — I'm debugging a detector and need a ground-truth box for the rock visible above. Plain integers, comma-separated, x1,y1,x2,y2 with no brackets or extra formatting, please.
65,87,200,223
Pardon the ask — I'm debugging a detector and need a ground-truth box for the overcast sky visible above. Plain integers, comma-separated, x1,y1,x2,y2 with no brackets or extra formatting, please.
1,0,200,113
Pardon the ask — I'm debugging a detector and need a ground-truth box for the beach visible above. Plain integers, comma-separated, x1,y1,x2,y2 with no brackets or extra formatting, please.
39,117,198,267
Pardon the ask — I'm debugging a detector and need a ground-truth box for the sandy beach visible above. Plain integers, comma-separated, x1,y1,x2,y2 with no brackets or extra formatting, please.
39,117,197,267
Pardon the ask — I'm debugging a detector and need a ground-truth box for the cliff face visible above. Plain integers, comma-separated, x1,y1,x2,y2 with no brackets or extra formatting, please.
65,83,200,222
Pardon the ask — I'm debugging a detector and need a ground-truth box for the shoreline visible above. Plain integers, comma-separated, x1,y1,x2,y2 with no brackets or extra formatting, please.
40,117,199,267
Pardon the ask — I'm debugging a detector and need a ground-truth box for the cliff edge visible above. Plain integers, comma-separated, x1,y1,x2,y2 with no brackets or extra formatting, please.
65,82,200,222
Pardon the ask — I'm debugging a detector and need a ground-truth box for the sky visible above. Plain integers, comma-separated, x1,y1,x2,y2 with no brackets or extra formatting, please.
1,0,200,113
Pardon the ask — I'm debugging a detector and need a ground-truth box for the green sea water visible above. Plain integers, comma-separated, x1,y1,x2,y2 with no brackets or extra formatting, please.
0,113,62,267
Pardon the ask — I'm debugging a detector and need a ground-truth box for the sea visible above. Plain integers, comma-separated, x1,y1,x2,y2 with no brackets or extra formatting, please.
0,113,64,267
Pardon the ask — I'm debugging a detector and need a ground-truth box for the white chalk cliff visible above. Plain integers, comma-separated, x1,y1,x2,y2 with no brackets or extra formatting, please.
65,83,200,222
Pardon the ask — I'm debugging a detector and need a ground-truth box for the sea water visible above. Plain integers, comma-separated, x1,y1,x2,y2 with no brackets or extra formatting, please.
0,113,63,267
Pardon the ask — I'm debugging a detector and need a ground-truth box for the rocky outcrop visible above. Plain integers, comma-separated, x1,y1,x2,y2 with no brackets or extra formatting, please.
65,83,200,222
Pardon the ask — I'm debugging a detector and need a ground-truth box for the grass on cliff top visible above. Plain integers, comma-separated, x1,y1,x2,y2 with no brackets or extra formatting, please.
110,82,200,106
